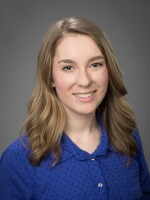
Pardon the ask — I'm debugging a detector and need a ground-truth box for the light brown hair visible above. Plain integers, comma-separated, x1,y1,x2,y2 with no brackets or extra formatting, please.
21,17,137,166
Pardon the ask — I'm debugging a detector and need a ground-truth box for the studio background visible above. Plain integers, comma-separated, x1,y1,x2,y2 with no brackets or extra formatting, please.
0,0,150,169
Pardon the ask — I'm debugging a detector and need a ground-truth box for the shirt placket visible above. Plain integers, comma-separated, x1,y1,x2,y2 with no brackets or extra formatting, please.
88,157,108,200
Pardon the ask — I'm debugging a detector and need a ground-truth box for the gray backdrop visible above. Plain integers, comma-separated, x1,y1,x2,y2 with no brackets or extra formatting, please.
0,0,150,169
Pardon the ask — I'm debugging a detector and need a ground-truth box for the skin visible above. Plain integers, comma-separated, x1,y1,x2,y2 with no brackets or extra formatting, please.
52,34,109,153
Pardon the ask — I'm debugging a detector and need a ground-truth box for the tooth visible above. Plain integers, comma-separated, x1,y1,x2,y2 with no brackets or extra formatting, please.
75,92,94,98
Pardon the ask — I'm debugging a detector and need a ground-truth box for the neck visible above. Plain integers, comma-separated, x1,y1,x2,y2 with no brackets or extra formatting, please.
64,111,99,139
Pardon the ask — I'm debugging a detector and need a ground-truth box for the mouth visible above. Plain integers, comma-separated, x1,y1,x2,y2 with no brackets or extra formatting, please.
73,90,96,98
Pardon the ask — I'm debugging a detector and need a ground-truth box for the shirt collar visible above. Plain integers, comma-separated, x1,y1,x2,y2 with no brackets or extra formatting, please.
60,111,114,163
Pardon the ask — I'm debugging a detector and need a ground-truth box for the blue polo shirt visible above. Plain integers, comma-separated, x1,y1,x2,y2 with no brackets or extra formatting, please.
0,114,150,200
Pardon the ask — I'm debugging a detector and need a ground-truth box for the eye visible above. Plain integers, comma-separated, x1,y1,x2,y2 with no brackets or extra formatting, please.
91,63,103,68
62,66,73,71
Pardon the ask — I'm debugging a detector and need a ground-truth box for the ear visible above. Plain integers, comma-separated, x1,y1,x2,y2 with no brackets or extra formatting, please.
52,80,55,88
50,73,55,87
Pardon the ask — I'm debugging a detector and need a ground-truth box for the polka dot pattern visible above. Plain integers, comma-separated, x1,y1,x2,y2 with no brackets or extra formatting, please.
0,114,150,199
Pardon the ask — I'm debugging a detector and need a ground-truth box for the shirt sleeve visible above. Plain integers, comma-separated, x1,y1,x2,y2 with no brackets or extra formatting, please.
0,148,33,200
133,129,150,200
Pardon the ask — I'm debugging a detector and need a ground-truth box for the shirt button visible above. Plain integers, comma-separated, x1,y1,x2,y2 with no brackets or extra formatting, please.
91,158,95,160
98,183,103,188
134,191,139,196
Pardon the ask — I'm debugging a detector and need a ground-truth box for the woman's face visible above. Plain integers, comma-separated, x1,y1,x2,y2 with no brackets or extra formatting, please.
52,34,109,117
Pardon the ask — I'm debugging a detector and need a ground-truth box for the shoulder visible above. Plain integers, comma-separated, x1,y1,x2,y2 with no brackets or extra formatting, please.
0,134,33,179
132,128,144,152
132,128,140,141
132,129,150,196
0,134,33,180
0,135,34,199
1,134,30,160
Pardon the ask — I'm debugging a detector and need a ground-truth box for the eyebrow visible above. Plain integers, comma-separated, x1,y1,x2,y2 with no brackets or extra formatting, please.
57,55,105,64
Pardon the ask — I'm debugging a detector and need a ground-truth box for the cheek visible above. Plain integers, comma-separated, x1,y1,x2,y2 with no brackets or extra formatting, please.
52,73,74,92
102,71,109,86
95,68,109,87
53,78,67,100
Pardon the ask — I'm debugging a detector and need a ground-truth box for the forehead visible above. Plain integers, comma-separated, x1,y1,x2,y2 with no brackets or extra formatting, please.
54,34,103,59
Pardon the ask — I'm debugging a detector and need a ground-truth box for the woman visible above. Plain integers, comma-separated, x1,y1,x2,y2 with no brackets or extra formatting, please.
0,17,149,200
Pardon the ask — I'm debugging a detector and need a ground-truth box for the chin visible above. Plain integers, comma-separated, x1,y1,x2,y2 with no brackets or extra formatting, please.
64,103,99,117
75,107,97,116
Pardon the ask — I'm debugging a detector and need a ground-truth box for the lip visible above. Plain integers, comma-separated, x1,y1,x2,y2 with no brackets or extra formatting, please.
73,90,96,103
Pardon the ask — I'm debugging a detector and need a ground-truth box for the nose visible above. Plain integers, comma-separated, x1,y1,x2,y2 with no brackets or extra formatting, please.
77,69,92,87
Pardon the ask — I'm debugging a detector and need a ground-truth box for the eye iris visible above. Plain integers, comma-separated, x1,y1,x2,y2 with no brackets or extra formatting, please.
64,66,71,70
93,63,98,67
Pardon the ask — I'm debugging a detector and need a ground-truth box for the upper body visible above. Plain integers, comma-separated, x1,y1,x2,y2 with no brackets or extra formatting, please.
0,17,150,200
0,113,150,200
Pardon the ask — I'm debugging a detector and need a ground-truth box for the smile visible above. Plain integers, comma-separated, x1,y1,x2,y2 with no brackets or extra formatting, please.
73,91,96,98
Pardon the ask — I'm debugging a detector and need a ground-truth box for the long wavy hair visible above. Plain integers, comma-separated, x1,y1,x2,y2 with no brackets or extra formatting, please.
21,17,137,166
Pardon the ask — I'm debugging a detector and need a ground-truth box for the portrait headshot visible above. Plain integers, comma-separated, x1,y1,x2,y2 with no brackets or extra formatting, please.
0,1,150,199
